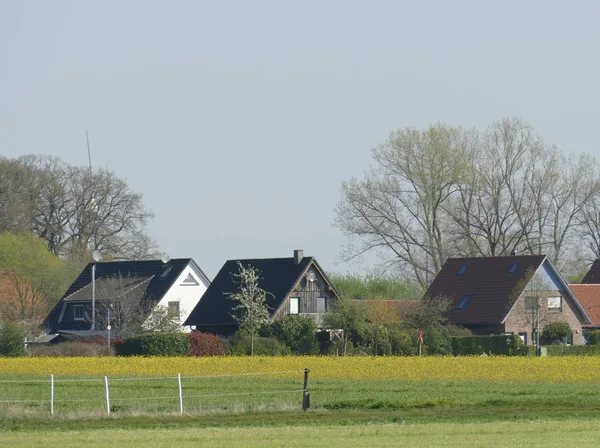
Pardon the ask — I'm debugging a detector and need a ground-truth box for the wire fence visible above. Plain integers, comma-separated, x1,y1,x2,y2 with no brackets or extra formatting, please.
0,369,311,416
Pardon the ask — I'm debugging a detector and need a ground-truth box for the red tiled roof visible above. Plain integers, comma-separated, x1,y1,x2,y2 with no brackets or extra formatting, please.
569,284,600,327
424,255,546,325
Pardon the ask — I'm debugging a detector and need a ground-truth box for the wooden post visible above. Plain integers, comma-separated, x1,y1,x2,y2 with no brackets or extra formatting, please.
50,374,54,416
178,373,183,414
104,376,110,415
302,368,311,412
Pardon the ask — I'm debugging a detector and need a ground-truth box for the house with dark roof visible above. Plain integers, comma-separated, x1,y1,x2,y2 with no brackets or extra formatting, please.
45,258,210,337
581,259,600,284
184,250,341,335
423,255,591,345
569,284,600,331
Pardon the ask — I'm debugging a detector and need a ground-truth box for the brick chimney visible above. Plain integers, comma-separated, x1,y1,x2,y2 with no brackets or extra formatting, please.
294,249,303,265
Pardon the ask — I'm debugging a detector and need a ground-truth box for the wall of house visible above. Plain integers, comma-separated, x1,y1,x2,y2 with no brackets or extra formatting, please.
504,289,584,345
273,263,337,326
149,263,209,332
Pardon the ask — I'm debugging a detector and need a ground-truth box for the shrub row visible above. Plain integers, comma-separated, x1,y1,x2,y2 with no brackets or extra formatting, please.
451,335,526,356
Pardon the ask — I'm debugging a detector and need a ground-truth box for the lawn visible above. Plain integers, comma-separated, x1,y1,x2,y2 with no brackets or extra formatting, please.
1,356,600,446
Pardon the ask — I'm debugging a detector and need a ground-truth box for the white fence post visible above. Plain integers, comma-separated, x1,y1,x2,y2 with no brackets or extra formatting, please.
50,374,54,416
104,376,110,415
178,373,183,414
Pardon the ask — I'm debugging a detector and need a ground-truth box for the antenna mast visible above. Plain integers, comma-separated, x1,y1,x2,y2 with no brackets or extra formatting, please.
86,130,92,174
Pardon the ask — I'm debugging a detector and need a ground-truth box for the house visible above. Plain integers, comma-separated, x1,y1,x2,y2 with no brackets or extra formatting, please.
423,255,591,345
568,284,600,331
184,250,341,335
45,258,210,337
581,259,600,284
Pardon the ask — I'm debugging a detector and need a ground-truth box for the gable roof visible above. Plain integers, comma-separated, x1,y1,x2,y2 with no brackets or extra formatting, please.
569,284,600,327
46,258,210,332
424,255,547,325
184,255,336,328
582,260,600,284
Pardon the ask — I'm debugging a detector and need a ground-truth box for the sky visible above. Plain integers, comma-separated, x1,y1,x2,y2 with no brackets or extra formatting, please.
2,1,600,279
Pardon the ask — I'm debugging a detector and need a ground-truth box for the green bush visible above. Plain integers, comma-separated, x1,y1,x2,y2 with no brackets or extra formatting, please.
115,332,190,356
585,330,600,345
542,321,572,345
228,332,290,356
451,335,526,356
546,345,600,356
424,325,452,355
0,321,25,357
264,315,319,355
388,328,417,355
356,323,392,355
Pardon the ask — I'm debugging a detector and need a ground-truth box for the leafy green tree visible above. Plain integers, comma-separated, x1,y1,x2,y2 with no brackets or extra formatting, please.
0,232,69,335
423,325,452,355
357,323,392,355
227,262,272,356
0,320,25,357
322,299,368,355
403,294,451,355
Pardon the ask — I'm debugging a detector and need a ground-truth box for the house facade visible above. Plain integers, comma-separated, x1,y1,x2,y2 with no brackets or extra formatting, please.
45,258,210,336
424,255,591,345
184,250,341,335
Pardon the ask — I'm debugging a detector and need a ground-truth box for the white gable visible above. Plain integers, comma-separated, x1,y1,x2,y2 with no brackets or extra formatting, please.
144,261,210,332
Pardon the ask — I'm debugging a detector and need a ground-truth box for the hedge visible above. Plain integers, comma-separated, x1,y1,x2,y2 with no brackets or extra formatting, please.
545,345,600,356
115,332,190,356
451,335,526,356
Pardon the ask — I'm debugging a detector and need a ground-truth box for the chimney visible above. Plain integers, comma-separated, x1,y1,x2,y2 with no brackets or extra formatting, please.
294,249,303,265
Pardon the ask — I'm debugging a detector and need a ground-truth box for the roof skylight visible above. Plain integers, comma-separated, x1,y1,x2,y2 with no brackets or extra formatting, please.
457,295,472,310
457,263,470,276
509,263,519,274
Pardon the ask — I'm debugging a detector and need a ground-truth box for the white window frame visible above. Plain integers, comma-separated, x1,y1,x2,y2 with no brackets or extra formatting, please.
289,297,299,315
548,296,561,310
74,304,85,321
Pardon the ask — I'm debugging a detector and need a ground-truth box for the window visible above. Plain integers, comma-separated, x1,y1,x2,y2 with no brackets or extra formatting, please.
509,263,519,274
457,295,472,310
518,332,527,345
289,297,299,314
317,297,326,313
180,273,199,286
74,304,84,320
168,301,180,320
548,296,561,311
457,263,470,276
525,297,538,311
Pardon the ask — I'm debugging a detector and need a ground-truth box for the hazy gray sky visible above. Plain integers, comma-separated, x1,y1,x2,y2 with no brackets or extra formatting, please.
2,1,600,278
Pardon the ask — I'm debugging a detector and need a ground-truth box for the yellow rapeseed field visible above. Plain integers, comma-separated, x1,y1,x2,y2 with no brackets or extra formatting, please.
2,356,600,384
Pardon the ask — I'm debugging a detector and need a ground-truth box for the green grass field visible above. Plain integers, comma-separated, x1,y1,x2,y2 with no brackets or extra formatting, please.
2,374,600,446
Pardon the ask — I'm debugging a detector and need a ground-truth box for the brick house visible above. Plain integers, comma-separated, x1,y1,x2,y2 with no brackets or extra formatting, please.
569,284,600,331
0,271,48,324
423,255,591,345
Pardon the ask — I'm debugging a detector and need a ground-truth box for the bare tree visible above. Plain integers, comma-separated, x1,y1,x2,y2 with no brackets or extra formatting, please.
335,123,473,288
1,155,158,260
92,274,153,338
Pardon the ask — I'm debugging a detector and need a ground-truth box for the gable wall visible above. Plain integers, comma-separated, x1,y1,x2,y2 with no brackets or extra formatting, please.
150,263,209,332
273,262,337,323
505,289,583,345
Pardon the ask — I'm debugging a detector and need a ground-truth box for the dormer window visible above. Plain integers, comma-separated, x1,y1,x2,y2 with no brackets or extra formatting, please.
457,295,472,310
457,264,470,276
509,263,519,274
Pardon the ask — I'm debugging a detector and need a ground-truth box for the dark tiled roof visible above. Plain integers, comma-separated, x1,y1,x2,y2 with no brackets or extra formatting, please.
569,284,600,327
582,260,600,283
46,258,206,332
424,255,546,325
184,256,314,327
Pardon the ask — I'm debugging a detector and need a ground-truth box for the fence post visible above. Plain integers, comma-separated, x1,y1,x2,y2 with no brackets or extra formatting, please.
104,376,110,415
302,368,310,412
178,373,183,414
50,374,54,416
